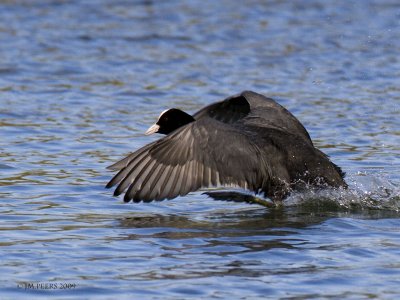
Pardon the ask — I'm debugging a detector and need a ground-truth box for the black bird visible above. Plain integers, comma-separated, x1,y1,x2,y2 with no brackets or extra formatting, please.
106,91,346,204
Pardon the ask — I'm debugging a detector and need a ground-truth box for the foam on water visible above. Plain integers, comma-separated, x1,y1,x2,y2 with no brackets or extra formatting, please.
286,172,400,211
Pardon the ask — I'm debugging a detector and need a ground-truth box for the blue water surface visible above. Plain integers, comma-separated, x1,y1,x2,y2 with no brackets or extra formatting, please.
0,0,400,299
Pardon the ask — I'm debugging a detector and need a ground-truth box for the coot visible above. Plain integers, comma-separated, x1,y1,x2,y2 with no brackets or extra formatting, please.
106,91,346,204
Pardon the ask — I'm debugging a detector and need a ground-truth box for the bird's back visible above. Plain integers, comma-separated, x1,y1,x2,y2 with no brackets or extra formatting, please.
193,91,346,197
194,91,313,145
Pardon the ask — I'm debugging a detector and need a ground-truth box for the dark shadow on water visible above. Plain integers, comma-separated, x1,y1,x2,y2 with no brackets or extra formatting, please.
114,179,400,262
0,163,13,169
117,207,310,269
118,190,400,234
114,194,400,280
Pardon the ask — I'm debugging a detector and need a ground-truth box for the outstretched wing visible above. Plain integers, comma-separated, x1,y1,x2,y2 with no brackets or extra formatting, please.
106,118,268,203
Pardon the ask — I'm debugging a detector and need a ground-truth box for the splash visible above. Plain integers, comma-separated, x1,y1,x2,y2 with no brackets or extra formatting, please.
286,172,400,212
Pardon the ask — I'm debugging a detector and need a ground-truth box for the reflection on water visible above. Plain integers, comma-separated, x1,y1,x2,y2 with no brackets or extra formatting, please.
1,0,400,299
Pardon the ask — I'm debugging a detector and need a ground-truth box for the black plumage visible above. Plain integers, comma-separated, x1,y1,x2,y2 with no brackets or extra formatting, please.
106,91,346,203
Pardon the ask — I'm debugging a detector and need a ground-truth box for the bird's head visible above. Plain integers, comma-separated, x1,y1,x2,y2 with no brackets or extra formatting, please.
145,108,195,135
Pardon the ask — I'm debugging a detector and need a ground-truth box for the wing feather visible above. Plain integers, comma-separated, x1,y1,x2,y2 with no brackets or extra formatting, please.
106,117,267,202
113,155,151,196
107,141,158,171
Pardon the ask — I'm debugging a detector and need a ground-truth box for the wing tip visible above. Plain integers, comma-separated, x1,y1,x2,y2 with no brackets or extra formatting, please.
114,189,122,197
105,175,121,189
123,193,132,202
107,164,121,171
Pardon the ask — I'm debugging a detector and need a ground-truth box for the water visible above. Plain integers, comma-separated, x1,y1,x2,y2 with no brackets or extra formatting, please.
1,0,400,299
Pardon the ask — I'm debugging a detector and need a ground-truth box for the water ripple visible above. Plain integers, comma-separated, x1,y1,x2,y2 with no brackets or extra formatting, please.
1,0,400,299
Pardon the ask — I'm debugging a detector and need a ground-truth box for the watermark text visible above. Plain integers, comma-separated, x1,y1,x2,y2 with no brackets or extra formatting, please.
17,282,77,290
